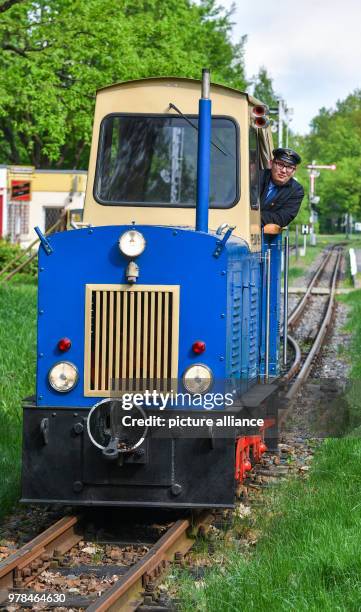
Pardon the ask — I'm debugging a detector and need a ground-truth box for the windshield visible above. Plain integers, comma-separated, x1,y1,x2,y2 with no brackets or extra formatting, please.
94,114,239,208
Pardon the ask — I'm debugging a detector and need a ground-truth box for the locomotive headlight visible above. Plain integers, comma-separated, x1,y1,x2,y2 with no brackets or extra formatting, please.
48,361,78,392
119,230,146,258
182,364,213,394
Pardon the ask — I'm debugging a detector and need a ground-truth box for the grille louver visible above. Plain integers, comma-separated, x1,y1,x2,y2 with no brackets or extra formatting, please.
84,285,180,396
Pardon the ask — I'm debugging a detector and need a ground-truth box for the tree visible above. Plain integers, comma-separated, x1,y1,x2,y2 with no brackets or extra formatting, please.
253,66,278,108
0,0,248,168
302,90,361,230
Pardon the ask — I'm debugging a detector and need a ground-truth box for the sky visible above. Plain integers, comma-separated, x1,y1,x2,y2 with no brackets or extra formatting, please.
220,0,361,134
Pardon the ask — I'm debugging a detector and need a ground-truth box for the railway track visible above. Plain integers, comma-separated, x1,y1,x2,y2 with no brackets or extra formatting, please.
287,247,334,330
282,245,343,399
0,511,213,611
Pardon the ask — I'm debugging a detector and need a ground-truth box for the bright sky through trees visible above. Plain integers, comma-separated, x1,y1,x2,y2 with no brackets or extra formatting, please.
221,0,361,133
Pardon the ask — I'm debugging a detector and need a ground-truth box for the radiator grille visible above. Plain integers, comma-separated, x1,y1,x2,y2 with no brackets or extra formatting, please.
84,284,180,396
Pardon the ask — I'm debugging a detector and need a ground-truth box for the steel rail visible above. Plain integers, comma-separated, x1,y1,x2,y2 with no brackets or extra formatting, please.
86,512,213,612
282,247,341,384
282,334,302,382
287,247,333,329
285,250,341,400
0,515,82,596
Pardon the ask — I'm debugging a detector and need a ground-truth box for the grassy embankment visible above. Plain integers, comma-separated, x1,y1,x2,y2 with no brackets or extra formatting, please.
0,279,37,516
175,271,361,610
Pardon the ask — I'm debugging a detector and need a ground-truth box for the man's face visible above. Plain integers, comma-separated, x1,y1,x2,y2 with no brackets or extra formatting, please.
271,159,296,185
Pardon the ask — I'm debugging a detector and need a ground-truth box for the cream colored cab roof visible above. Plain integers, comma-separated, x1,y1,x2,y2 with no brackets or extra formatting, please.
84,77,271,249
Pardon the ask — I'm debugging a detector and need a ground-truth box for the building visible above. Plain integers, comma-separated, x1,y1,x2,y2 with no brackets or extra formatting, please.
0,166,87,247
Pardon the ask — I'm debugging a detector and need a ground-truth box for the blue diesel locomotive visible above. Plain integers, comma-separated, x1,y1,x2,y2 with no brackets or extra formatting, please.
21,71,282,508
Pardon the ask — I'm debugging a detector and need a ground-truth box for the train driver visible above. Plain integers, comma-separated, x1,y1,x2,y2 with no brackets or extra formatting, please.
261,148,304,235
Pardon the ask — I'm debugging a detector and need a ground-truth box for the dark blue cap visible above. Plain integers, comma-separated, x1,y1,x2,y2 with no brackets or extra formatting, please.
273,148,301,165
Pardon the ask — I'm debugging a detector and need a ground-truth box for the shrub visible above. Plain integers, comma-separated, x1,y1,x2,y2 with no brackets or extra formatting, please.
0,239,37,278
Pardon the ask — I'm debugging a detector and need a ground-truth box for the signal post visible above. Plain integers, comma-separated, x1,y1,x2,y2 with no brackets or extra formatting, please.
307,162,337,245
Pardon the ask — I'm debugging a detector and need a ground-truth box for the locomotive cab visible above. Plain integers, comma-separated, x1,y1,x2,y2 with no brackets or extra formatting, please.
83,77,270,246
21,77,282,508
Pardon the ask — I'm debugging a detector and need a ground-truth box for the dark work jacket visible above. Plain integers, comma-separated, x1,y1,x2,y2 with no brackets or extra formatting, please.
260,169,304,227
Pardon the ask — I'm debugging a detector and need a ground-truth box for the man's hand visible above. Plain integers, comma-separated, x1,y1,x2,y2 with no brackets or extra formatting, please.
263,223,282,235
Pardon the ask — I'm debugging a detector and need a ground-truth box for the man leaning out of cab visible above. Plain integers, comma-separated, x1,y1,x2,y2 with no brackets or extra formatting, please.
261,148,304,235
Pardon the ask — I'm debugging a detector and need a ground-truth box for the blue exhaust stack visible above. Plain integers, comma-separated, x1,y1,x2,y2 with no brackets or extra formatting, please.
196,68,211,233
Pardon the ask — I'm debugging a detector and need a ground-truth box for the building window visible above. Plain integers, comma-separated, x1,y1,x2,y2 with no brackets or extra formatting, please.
44,207,64,233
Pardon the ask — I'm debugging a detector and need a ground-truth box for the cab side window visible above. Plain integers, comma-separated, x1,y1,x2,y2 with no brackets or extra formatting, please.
249,127,260,210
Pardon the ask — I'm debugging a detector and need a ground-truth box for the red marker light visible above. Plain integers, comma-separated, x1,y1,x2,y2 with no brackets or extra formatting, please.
192,340,206,355
254,116,270,128
252,104,268,117
58,337,72,352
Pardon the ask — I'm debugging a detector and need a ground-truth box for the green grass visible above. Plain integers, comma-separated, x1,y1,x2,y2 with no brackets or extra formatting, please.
175,289,361,611
176,439,361,611
0,281,37,516
339,290,361,427
338,290,361,377
288,244,324,283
